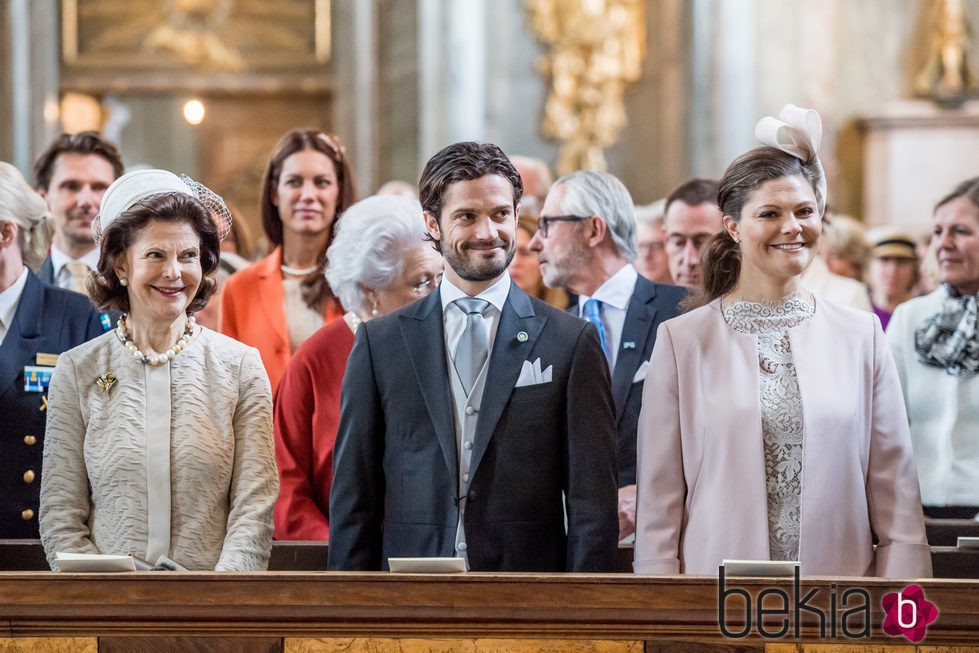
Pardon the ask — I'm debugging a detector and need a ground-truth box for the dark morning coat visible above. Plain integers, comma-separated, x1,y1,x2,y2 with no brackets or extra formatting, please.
0,270,103,537
327,281,619,572
609,276,686,486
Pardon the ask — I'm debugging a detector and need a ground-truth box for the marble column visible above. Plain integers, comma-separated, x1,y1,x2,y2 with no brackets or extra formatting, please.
3,0,59,177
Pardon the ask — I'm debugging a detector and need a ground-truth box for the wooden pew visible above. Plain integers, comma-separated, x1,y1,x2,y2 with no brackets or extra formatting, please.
1,571,978,650
924,517,979,546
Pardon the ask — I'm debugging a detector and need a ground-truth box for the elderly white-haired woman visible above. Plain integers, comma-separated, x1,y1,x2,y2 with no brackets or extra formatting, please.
273,194,443,540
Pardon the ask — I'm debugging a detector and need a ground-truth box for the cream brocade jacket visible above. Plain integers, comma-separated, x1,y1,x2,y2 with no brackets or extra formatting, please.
39,327,278,571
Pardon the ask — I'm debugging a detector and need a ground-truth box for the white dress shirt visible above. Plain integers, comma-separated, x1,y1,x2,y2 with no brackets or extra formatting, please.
49,245,100,291
440,271,511,359
577,263,638,372
0,266,29,345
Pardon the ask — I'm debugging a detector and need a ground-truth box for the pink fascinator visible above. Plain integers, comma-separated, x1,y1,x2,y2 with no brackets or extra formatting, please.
755,104,827,213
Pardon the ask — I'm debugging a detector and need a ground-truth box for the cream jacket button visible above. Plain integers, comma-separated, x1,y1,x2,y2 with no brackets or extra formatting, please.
24,435,37,445
21,509,34,520
23,470,35,483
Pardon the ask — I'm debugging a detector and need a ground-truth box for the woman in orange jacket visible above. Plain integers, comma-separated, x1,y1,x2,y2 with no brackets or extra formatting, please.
221,129,357,391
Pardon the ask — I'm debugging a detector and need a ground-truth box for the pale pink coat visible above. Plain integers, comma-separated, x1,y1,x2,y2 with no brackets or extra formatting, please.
634,297,931,578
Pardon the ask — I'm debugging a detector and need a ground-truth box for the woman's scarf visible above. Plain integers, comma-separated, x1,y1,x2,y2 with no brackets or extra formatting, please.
915,284,979,377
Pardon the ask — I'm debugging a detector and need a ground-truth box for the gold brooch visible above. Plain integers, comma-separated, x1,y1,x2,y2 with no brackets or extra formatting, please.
96,373,117,395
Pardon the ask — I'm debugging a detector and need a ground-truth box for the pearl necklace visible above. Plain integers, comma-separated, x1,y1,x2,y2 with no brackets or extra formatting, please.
280,263,319,276
117,314,196,366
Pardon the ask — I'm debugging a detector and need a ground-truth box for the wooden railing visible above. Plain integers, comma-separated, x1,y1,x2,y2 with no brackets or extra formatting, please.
0,571,977,650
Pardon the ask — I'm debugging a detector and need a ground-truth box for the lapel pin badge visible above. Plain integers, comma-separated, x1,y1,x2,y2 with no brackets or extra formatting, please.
96,373,117,395
623,341,636,350
516,331,529,343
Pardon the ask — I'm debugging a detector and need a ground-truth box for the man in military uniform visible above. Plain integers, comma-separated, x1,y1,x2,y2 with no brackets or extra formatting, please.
1,162,103,538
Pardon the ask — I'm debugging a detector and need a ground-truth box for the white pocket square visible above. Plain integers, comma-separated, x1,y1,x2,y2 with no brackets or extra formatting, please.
515,358,553,387
632,359,650,384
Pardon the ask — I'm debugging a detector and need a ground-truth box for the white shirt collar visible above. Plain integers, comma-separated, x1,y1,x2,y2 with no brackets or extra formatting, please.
50,244,100,277
578,263,638,313
0,266,30,342
440,270,512,315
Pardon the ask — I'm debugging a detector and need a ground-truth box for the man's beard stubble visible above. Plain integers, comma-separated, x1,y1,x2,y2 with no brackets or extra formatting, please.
442,238,515,283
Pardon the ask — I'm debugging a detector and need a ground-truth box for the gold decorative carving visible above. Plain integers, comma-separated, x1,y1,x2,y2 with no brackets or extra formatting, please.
0,638,97,653
284,638,643,653
527,0,646,174
62,0,330,73
914,0,973,107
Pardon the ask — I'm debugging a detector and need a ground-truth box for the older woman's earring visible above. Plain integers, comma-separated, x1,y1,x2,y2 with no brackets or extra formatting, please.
120,278,128,286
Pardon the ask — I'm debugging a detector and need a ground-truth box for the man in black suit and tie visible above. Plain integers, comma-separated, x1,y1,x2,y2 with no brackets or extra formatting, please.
0,162,103,538
328,142,618,572
529,170,685,540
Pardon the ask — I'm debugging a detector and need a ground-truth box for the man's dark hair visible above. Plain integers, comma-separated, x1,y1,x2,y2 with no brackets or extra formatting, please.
418,141,523,222
664,178,720,214
33,131,125,191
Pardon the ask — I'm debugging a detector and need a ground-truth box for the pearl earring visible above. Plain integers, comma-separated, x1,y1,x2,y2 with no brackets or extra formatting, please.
120,278,128,286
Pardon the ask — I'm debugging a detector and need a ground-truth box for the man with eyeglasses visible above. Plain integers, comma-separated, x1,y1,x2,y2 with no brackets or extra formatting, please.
530,170,685,540
328,142,618,572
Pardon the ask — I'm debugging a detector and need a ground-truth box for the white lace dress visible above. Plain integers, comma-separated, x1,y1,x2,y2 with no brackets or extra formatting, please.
721,293,815,561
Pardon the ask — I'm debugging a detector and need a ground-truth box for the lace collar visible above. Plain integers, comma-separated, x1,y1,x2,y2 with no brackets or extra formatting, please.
721,292,815,335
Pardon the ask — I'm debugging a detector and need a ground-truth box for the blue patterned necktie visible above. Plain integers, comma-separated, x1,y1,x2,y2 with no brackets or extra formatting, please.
454,297,491,394
582,298,610,361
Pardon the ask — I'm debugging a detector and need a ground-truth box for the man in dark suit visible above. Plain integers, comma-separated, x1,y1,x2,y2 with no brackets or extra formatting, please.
529,170,685,540
0,168,103,538
328,142,618,572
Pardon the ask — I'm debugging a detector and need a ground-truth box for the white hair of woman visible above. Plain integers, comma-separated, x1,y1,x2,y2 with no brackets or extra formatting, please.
0,161,53,269
326,195,429,317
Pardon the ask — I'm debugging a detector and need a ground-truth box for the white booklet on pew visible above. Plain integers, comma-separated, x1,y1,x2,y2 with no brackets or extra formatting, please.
722,559,799,577
55,552,188,572
957,537,979,549
388,557,467,573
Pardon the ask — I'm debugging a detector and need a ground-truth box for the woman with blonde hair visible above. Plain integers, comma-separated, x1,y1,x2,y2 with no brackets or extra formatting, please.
0,162,103,539
634,106,929,578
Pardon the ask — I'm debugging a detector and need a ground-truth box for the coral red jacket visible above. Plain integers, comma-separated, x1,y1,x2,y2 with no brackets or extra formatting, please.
272,317,355,540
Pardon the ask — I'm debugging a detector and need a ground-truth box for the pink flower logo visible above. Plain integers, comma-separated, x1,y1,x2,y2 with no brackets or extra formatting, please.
881,584,938,643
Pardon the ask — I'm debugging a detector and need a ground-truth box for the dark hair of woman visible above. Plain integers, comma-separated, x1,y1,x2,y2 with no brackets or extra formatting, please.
90,192,220,313
260,129,357,312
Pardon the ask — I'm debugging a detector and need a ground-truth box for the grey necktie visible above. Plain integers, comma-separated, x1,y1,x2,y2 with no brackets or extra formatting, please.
453,297,490,394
